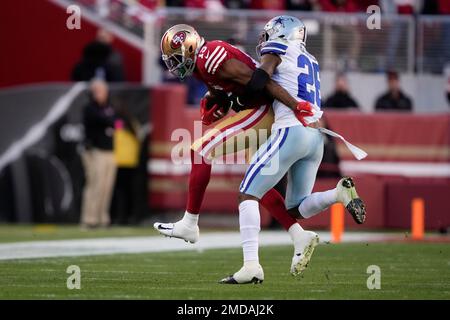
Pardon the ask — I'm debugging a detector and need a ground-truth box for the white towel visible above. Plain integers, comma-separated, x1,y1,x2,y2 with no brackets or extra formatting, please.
318,127,368,160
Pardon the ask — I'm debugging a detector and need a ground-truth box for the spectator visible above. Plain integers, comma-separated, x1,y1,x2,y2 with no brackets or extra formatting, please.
375,71,413,111
394,0,415,14
286,0,316,11
111,106,142,225
356,0,379,11
421,0,450,73
184,0,206,7
319,0,361,71
323,73,359,109
139,0,161,10
166,0,185,6
422,0,450,15
80,79,117,229
72,29,125,82
380,0,415,14
447,77,450,106
250,0,285,10
319,0,359,12
445,65,450,106
224,0,249,9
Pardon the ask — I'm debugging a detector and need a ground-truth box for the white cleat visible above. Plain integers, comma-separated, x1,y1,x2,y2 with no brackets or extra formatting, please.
220,263,264,284
336,177,366,224
290,231,320,276
153,220,199,244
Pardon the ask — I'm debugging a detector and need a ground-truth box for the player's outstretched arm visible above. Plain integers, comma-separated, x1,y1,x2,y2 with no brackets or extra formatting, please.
258,54,299,111
218,57,298,111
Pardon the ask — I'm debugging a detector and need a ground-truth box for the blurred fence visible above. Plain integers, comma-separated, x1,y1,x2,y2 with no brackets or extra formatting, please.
417,15,450,74
73,0,450,75
156,9,415,73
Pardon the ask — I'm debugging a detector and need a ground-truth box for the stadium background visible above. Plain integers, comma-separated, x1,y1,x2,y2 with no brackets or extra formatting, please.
0,0,449,231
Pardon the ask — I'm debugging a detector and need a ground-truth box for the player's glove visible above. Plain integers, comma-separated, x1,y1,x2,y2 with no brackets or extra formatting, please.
200,96,229,126
228,93,246,113
294,101,314,127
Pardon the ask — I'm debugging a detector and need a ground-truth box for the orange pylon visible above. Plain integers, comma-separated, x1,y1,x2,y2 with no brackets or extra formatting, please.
331,203,345,243
411,198,425,240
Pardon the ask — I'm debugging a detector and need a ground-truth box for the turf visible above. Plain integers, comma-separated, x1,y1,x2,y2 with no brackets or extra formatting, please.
0,242,449,299
0,224,158,243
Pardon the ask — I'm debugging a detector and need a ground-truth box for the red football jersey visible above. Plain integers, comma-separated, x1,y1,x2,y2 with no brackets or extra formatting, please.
193,40,271,107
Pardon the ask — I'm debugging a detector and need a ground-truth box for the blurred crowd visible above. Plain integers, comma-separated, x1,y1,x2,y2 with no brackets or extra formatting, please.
79,0,450,15
323,71,413,111
135,0,450,14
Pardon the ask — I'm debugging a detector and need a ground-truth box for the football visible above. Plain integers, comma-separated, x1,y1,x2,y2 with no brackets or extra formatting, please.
204,90,230,110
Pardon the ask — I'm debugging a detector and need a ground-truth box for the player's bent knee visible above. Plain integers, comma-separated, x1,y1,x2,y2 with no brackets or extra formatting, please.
238,193,259,204
288,207,305,219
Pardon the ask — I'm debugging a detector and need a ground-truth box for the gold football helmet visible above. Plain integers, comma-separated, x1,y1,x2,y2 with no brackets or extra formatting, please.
161,24,204,80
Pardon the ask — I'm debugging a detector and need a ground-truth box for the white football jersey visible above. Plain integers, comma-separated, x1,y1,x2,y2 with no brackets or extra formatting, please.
261,39,323,130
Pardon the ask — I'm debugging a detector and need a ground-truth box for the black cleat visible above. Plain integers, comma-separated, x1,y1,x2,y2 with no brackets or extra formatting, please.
336,177,366,224
219,276,263,285
346,198,366,224
219,264,264,284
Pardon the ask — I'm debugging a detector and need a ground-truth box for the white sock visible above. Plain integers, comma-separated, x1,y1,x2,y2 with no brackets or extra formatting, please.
288,223,304,243
299,189,337,219
181,211,199,227
243,260,259,269
288,223,305,253
239,200,260,263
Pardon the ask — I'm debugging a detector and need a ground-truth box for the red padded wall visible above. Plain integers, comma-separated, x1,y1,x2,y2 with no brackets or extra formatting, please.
147,85,450,230
385,182,450,230
0,0,142,87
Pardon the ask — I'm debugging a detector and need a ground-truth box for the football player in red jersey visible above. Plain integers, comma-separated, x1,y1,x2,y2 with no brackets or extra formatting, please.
154,24,315,278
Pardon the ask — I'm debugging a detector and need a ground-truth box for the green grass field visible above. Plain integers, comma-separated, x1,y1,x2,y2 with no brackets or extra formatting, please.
0,224,158,243
1,240,449,299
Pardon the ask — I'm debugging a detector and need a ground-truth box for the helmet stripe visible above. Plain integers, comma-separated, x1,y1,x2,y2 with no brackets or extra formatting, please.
261,47,287,55
264,42,288,50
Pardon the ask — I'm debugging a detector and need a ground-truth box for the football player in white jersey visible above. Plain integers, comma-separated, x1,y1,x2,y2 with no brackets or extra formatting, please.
221,16,367,284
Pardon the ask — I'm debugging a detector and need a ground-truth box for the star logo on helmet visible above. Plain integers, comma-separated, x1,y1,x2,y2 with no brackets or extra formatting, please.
274,17,285,27
170,31,186,49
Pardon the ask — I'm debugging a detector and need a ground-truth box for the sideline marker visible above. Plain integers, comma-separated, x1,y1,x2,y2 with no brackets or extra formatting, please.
411,198,425,240
331,203,345,243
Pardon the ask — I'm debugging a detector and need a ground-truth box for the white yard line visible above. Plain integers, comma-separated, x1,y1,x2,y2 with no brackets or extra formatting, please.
0,231,397,261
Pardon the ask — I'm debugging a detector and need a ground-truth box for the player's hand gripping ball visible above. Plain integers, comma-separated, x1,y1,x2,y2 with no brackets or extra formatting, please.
200,91,231,126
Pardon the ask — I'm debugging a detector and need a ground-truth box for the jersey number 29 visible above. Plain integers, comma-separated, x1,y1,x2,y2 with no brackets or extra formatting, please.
297,54,321,107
